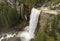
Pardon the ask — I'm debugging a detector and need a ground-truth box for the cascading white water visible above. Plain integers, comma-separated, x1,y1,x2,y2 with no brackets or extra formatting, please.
0,8,41,41
0,33,16,41
17,8,41,41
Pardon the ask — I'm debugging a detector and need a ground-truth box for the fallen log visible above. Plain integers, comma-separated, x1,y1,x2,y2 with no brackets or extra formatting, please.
36,7,60,15
42,10,58,15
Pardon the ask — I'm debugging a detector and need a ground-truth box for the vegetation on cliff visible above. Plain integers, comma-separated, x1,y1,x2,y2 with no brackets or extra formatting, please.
0,0,60,41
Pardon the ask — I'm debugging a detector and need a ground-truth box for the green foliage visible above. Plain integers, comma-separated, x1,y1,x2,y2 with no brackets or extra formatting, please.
56,13,60,20
25,0,37,5
0,2,20,28
53,0,60,4
33,30,47,41
47,36,55,41
57,35,60,41
7,7,20,27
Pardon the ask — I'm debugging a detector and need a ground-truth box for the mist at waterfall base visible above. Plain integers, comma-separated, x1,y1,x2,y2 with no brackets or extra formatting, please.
0,8,41,41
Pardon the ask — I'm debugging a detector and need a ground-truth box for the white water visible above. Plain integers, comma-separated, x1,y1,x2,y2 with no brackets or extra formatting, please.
0,8,41,41
0,33,16,41
17,8,41,41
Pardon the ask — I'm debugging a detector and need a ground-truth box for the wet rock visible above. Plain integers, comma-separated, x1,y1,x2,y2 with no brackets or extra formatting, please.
2,37,21,41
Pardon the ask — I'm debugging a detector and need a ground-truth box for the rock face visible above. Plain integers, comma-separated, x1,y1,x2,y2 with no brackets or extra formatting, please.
2,37,21,41
39,12,55,31
39,12,60,32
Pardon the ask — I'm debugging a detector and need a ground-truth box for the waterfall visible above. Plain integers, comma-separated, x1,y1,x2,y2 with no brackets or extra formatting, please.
0,8,41,41
17,8,41,41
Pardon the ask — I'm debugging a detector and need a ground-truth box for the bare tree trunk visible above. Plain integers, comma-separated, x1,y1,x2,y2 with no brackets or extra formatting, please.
20,4,24,19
